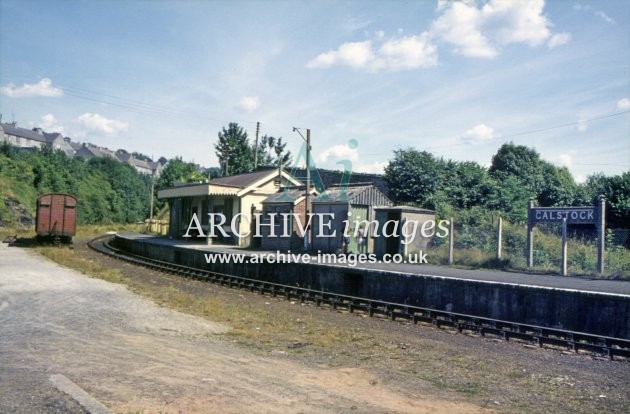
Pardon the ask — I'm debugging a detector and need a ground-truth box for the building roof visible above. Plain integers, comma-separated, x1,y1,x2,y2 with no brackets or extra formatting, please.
375,205,436,214
312,184,393,206
209,168,280,188
290,167,390,196
157,168,302,199
1,123,48,142
76,144,117,159
262,186,318,205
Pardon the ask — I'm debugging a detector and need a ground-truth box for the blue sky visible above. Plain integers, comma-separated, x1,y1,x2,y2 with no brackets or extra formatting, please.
1,0,628,182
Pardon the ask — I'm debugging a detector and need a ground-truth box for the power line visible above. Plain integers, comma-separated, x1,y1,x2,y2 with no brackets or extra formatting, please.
57,83,260,128
423,110,630,151
358,109,630,158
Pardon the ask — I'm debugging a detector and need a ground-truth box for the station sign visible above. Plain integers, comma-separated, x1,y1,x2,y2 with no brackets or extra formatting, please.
526,197,606,274
529,207,596,224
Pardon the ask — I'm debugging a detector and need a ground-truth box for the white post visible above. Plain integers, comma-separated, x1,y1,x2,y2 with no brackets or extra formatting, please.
561,217,568,276
448,218,454,265
497,217,503,260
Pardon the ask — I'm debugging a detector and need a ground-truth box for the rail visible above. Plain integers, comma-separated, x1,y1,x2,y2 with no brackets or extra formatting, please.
88,234,630,361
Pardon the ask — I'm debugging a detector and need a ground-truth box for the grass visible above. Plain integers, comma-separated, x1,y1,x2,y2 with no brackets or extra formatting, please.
426,224,630,279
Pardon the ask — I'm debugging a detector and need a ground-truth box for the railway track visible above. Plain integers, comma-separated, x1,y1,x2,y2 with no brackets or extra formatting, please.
88,234,630,361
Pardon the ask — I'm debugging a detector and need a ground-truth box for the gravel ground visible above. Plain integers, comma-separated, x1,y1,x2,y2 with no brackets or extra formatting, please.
78,238,630,413
1,241,493,413
2,238,628,413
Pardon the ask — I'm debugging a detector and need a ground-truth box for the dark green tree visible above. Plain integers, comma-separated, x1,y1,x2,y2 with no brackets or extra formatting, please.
156,157,206,190
580,172,630,227
254,135,292,168
384,149,444,209
215,123,254,175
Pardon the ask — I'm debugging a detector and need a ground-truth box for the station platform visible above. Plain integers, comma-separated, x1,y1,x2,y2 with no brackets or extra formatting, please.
117,232,630,296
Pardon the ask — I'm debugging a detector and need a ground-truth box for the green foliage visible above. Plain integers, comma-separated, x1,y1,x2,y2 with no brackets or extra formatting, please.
156,157,206,190
215,123,254,175
384,149,444,209
0,144,151,225
385,143,626,226
579,172,630,228
254,135,292,167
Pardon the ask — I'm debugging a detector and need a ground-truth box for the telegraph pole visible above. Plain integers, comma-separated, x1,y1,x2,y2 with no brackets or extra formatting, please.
254,121,260,171
305,128,311,250
149,165,155,233
293,127,312,250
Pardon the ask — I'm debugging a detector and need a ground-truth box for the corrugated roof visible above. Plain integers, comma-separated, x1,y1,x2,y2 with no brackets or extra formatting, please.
313,184,392,206
210,168,279,189
375,205,435,214
262,187,315,204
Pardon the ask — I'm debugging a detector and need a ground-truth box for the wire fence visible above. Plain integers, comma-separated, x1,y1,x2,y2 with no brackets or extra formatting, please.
427,219,629,277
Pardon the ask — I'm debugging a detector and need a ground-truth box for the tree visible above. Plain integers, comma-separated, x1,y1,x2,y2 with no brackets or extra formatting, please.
489,142,578,208
581,172,630,228
254,135,292,167
156,157,206,190
442,161,498,210
489,142,545,195
215,123,254,175
384,149,444,209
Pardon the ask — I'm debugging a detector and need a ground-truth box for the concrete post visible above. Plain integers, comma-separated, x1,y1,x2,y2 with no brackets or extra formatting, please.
448,218,454,265
527,198,535,268
561,217,568,276
598,195,606,274
497,217,503,260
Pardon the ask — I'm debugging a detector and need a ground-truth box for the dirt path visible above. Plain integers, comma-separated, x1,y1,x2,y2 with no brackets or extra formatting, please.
0,243,490,413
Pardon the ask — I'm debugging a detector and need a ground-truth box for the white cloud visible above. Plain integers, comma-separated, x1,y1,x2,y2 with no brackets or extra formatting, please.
0,78,63,98
577,119,588,132
77,113,128,135
308,0,568,70
340,16,371,32
236,96,260,112
39,114,65,133
355,161,388,174
574,4,615,25
431,1,497,58
558,153,573,168
431,0,568,58
548,32,571,49
316,144,359,164
617,98,630,110
307,40,375,69
374,33,438,70
595,10,615,24
461,123,494,144
306,33,437,72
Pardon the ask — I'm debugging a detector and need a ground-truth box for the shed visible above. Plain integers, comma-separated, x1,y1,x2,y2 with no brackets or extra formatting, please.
311,184,392,254
259,186,317,251
373,206,436,257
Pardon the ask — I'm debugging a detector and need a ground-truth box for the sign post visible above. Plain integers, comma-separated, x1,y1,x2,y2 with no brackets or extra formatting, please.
527,197,605,274
597,195,606,274
497,217,503,260
527,199,534,268
561,218,567,276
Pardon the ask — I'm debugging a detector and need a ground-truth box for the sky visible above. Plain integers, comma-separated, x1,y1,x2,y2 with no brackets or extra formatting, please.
0,0,628,182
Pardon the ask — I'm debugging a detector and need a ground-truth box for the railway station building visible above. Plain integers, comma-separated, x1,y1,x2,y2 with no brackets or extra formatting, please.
157,167,302,246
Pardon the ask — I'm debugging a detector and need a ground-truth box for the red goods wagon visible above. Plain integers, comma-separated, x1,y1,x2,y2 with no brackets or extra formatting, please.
36,193,77,243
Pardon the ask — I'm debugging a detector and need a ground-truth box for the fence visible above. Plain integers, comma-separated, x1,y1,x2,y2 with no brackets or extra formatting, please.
426,218,629,278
